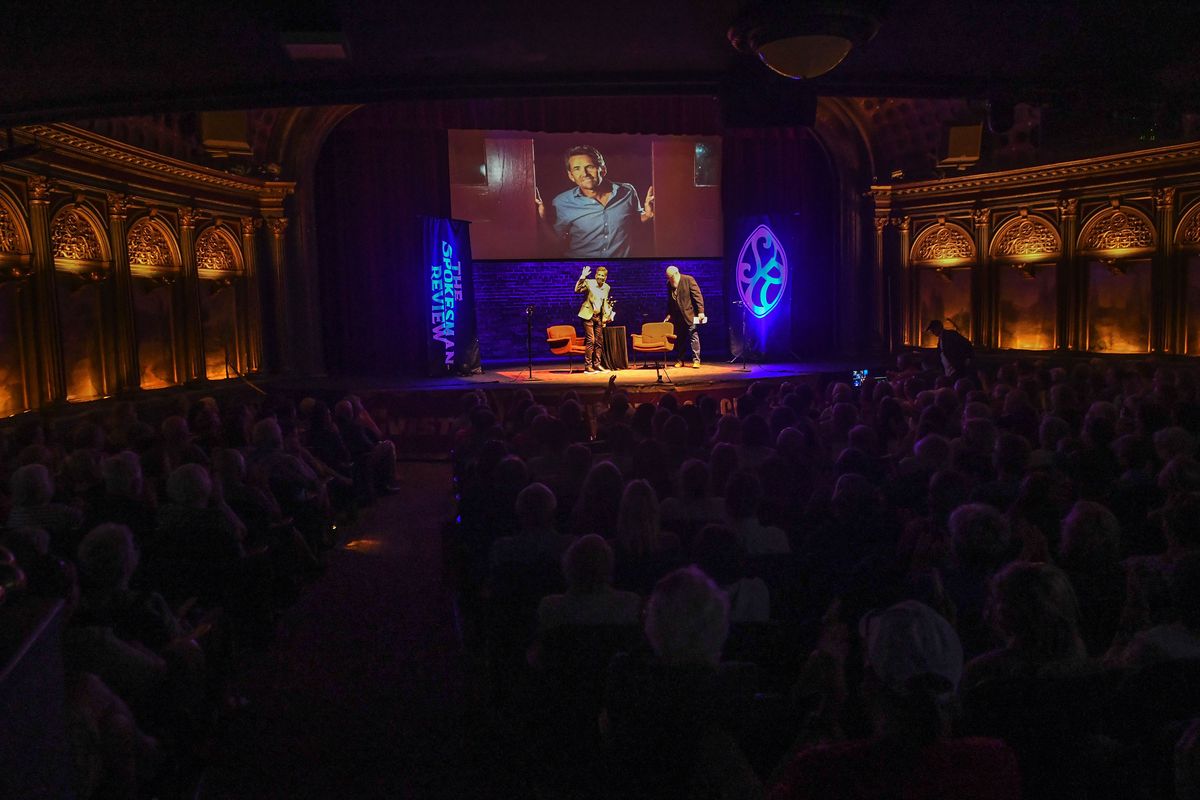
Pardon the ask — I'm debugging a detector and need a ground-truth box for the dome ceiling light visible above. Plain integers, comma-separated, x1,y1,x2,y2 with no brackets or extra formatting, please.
728,1,884,80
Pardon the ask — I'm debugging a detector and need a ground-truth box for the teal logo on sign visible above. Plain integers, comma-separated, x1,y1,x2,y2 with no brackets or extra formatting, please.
736,224,787,319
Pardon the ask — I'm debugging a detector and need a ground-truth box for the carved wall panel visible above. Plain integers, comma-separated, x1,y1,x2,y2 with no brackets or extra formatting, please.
1078,207,1155,253
200,282,237,379
0,200,30,255
911,221,975,264
0,283,28,415
1087,259,1151,353
133,278,177,389
917,267,971,347
127,218,178,268
51,208,105,262
991,214,1061,260
56,274,105,400
998,265,1057,349
195,227,240,271
1177,203,1200,249
1187,256,1200,355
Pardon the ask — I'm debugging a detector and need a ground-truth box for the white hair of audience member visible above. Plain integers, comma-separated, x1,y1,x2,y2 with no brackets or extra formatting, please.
167,463,213,508
562,534,616,592
913,433,951,468
515,482,557,530
1156,426,1197,463
963,401,993,421
11,463,54,508
645,565,730,667
102,451,143,497
77,523,139,591
1059,500,1121,569
847,424,879,456
1085,400,1118,424
252,418,284,450
949,502,1012,572
210,448,246,483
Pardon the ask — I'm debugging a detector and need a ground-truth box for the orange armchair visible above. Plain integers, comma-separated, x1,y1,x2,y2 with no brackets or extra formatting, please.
546,325,587,372
631,321,676,369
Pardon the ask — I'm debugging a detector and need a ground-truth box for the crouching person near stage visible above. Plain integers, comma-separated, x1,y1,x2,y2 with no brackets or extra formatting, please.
335,398,399,498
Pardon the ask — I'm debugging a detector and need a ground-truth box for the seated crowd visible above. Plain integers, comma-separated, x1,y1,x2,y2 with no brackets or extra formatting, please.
452,357,1200,799
0,391,396,800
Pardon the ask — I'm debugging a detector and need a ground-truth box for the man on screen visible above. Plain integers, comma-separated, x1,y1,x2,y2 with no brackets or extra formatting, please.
664,265,705,368
536,145,654,258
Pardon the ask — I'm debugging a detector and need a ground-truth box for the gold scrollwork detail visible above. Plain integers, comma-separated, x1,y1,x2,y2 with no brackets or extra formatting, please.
127,219,175,267
971,208,990,228
178,208,198,229
873,215,889,234
1180,207,1200,247
1058,198,1078,218
1082,209,1153,251
106,193,130,220
915,223,974,262
27,176,52,204
0,206,23,254
1155,187,1176,210
995,217,1060,258
895,215,911,234
240,216,261,237
52,209,103,261
265,217,288,237
196,228,238,271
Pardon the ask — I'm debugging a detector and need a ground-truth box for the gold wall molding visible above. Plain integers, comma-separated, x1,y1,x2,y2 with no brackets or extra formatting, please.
1175,202,1200,248
991,213,1061,261
0,200,30,255
911,220,975,264
195,226,241,271
18,124,294,202
873,141,1200,200
1078,206,1155,253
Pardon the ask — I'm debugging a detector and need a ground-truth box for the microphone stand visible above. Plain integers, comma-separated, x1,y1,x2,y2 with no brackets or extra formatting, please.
728,300,751,371
524,304,537,381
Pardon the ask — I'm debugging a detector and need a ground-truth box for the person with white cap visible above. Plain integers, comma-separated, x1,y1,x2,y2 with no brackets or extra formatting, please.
767,600,1020,800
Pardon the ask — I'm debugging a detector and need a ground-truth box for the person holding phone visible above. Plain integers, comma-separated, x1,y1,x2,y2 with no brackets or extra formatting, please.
575,265,613,373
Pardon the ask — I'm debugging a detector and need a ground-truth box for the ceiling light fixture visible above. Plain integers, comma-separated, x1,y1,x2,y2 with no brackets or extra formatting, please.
728,1,883,80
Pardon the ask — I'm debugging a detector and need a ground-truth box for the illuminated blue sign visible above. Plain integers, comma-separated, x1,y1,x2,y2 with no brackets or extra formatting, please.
430,239,462,365
736,224,788,319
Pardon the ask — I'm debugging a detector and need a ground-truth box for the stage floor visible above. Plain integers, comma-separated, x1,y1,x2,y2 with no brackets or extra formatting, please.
479,360,841,389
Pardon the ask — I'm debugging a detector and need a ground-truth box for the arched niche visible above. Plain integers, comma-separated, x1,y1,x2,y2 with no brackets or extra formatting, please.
910,219,975,347
1078,204,1155,354
1175,201,1200,355
990,211,1062,350
51,203,111,401
127,215,183,389
0,191,32,416
195,224,243,380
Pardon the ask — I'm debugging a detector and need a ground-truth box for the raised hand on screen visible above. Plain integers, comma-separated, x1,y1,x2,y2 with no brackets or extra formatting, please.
641,185,655,221
580,265,591,280
534,186,545,220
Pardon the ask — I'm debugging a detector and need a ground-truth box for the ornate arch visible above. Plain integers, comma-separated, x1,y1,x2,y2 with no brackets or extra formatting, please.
127,215,181,273
990,212,1062,262
910,219,975,266
1175,200,1200,250
195,224,243,273
51,204,111,272
0,191,33,279
1077,204,1156,256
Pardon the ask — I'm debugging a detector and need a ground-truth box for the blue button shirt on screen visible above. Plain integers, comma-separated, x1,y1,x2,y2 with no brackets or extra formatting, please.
551,181,644,258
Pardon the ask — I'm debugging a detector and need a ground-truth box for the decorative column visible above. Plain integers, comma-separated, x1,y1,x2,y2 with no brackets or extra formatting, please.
27,176,65,404
1058,198,1080,350
177,207,204,382
265,216,289,373
106,193,139,391
873,213,891,352
1154,187,1177,352
895,215,913,345
239,217,263,373
971,207,993,348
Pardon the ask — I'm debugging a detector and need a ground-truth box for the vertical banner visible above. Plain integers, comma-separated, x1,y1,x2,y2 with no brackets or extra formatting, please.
728,214,796,361
423,216,481,376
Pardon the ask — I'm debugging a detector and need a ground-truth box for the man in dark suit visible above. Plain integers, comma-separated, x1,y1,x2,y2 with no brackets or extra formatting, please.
664,265,706,368
926,319,974,379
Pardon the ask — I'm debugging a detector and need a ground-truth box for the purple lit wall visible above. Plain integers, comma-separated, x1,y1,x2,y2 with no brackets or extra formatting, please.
471,259,725,363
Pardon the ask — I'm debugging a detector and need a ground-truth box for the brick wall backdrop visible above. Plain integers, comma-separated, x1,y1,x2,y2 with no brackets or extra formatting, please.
472,259,726,363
